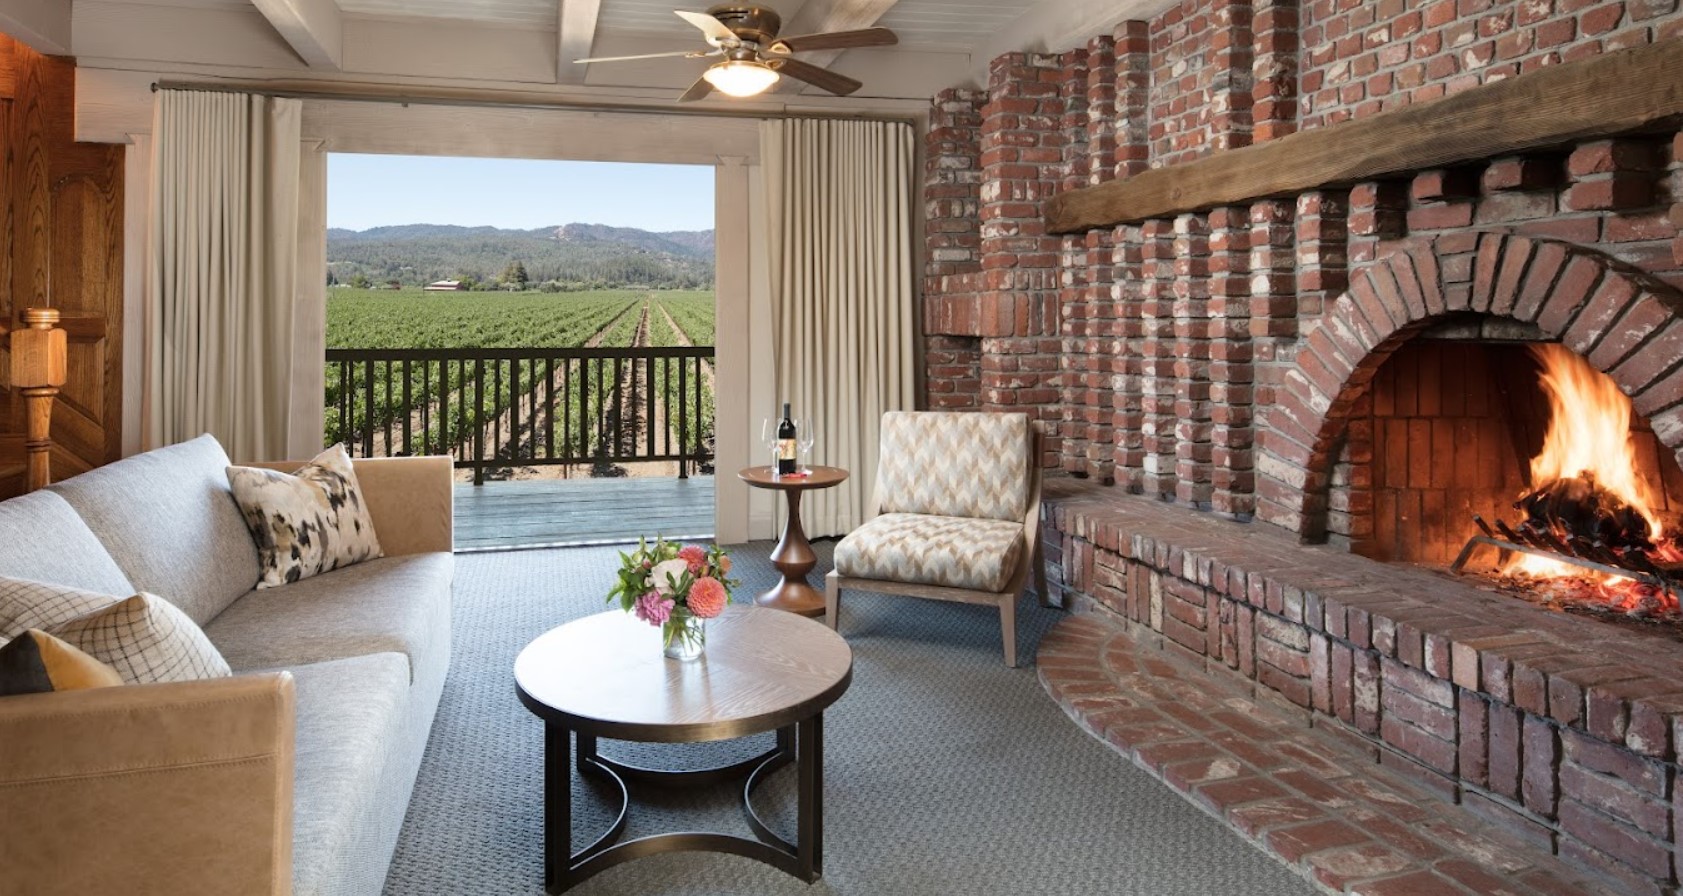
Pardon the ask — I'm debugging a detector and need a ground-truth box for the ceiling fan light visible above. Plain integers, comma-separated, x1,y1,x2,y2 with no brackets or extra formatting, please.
702,60,780,97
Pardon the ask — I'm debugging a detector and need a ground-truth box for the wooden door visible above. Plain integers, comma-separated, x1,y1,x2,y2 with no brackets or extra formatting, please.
0,36,124,497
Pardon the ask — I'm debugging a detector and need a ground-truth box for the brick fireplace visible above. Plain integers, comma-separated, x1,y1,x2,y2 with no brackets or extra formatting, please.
920,3,1683,892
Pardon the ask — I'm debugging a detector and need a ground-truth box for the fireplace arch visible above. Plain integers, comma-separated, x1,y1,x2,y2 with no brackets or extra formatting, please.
1257,231,1683,542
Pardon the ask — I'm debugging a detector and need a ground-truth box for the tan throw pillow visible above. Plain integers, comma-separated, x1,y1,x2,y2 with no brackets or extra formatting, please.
226,444,384,588
0,576,122,642
0,629,124,696
50,593,231,684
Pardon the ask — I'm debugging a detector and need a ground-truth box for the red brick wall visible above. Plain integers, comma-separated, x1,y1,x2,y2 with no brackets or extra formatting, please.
918,5,1683,889
1299,0,1683,131
1149,0,1255,166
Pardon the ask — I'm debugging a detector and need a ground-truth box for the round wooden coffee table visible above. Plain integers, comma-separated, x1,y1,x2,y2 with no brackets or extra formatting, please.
737,465,848,616
514,603,853,893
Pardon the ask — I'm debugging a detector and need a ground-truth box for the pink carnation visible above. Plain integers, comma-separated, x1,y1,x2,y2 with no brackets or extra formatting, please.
633,592,674,626
678,544,709,576
687,577,728,619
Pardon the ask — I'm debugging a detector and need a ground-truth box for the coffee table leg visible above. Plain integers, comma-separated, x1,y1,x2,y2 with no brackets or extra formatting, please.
545,723,572,893
796,713,823,880
576,731,597,772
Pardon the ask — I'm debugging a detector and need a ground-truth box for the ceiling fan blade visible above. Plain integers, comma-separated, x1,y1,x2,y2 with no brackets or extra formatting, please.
674,10,738,46
767,57,862,96
771,27,898,53
678,75,715,103
575,50,706,64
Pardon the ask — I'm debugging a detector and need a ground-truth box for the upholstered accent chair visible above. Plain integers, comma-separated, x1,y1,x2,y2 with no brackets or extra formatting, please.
824,411,1049,666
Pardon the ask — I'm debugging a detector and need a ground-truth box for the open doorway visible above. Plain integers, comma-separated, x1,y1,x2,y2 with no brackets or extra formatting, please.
324,153,717,550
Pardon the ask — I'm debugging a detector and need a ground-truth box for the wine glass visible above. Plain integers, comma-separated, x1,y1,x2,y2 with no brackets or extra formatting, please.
760,417,780,473
798,417,816,474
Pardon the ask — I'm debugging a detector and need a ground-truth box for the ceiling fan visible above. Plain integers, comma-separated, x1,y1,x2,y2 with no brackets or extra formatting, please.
574,5,898,101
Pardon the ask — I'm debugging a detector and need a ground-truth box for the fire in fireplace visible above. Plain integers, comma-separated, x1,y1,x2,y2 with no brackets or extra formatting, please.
1456,345,1683,619
1345,332,1683,623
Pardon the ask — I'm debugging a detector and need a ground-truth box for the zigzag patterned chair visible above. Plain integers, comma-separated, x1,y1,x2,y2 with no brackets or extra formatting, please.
825,411,1050,666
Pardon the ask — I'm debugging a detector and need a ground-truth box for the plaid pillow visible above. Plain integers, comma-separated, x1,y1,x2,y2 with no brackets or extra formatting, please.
0,576,121,642
50,593,231,684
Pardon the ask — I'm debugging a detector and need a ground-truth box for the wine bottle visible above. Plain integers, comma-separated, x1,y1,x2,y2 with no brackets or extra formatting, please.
777,403,798,475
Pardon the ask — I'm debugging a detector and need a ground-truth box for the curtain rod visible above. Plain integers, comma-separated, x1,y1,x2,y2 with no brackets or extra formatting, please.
149,79,923,125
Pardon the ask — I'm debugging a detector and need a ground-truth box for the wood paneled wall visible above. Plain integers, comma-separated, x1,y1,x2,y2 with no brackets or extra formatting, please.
0,35,124,498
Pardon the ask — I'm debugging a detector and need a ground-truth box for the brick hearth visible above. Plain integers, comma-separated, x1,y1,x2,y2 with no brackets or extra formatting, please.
1039,614,1615,895
1042,479,1683,894
918,2,1683,890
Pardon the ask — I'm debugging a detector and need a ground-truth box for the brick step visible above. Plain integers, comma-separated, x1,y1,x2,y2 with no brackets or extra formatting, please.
1039,613,1620,895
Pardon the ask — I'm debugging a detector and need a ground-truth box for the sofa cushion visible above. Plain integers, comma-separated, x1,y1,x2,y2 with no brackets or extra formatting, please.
282,652,411,896
0,491,134,597
204,553,453,681
48,435,260,627
833,512,1025,593
0,577,121,642
0,629,124,696
226,445,384,589
875,411,1031,522
50,594,232,685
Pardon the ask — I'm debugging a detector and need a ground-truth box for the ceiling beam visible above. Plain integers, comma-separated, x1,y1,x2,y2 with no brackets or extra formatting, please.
770,0,899,94
556,0,603,85
0,0,71,56
250,0,343,69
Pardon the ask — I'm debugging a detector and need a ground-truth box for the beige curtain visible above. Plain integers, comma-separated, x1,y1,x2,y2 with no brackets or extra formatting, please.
761,118,918,538
144,89,303,461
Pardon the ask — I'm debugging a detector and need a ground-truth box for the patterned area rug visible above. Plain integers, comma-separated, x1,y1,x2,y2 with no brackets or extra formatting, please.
381,541,1317,896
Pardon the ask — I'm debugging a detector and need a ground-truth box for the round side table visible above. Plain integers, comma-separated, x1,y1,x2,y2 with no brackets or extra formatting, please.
737,465,848,617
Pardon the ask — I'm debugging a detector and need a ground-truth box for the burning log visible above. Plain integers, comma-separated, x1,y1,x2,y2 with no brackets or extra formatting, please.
1515,471,1656,555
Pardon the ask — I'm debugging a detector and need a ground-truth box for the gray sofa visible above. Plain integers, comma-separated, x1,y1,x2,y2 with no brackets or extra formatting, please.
0,435,454,896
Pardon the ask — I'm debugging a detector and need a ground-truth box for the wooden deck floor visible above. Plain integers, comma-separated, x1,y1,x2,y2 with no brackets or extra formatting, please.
453,476,715,552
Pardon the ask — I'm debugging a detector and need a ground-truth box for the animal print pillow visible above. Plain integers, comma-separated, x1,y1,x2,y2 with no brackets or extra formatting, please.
226,444,384,588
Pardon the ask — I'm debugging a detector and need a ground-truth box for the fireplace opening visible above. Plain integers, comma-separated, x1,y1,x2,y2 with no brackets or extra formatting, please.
1339,327,1683,624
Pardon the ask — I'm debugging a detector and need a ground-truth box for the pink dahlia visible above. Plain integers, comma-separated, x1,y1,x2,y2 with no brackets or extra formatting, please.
633,592,674,626
687,577,728,619
678,544,709,576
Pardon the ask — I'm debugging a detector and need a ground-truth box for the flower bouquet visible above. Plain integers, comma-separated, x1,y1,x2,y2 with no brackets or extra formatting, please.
608,537,737,660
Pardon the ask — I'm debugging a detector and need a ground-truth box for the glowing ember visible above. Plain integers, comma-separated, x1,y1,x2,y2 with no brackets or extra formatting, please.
1499,344,1683,607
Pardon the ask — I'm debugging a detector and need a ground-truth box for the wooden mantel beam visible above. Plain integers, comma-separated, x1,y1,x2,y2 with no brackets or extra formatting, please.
1046,37,1683,234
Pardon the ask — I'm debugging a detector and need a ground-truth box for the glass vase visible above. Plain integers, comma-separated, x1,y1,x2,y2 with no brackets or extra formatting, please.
662,609,706,661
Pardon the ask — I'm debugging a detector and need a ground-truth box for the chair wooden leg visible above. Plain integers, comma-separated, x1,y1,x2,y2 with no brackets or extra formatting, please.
824,571,841,630
1033,532,1054,608
1000,594,1017,667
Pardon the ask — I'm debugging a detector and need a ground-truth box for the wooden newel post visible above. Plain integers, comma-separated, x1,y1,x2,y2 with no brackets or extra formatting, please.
10,308,67,492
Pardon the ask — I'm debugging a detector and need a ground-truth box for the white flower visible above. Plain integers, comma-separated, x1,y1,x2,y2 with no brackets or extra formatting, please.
650,558,690,596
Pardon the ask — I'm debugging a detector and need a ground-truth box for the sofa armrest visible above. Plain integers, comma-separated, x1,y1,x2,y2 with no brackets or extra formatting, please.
0,673,296,896
350,455,454,556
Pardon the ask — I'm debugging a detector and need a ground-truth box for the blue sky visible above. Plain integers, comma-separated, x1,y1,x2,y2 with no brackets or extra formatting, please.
327,155,716,233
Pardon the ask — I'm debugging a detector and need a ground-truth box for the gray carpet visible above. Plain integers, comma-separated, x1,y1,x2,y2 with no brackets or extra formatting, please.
381,541,1318,896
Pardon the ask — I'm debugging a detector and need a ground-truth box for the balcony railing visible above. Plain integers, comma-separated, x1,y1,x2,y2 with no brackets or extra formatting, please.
325,346,715,483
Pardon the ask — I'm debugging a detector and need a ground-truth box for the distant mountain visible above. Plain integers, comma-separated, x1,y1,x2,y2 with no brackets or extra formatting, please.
327,223,715,290
551,223,715,258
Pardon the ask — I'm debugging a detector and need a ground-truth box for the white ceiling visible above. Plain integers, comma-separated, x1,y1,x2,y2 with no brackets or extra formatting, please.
102,0,1047,49
875,0,1041,48
339,0,559,27
63,0,1165,119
